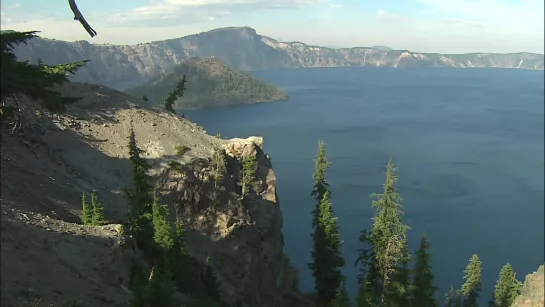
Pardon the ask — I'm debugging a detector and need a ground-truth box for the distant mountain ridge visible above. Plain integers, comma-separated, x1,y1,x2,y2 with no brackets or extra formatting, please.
10,26,544,90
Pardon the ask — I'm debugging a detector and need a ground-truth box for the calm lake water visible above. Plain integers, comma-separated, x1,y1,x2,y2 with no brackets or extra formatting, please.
182,67,544,303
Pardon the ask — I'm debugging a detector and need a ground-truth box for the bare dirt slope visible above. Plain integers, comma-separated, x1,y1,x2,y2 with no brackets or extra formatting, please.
1,82,285,306
1,82,221,223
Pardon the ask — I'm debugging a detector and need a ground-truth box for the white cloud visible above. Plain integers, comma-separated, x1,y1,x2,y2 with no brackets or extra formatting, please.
99,0,323,27
442,18,485,28
419,0,543,32
377,9,406,21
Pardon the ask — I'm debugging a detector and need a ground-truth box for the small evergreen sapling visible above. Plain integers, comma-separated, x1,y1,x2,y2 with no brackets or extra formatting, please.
152,195,175,251
90,191,105,226
81,192,92,225
241,154,257,196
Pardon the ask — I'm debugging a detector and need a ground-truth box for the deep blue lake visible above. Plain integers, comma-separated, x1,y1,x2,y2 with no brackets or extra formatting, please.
182,67,544,303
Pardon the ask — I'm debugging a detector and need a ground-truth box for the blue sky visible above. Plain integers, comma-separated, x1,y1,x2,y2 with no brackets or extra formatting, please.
1,0,543,53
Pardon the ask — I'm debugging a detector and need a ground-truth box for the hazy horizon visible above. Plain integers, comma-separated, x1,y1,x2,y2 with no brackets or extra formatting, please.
4,25,544,56
1,0,543,54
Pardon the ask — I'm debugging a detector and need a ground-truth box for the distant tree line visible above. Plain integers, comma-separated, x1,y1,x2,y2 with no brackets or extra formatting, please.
125,59,288,109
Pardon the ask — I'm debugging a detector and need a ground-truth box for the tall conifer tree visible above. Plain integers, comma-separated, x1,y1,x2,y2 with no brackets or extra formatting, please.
309,191,345,304
411,233,438,307
461,254,482,307
125,127,154,254
311,140,331,228
490,263,522,307
356,159,411,306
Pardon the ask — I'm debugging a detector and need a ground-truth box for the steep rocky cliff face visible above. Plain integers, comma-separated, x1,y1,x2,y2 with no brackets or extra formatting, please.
0,82,284,306
12,27,544,90
511,265,544,307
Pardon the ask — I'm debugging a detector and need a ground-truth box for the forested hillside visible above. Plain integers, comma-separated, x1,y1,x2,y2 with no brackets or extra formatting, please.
125,57,288,109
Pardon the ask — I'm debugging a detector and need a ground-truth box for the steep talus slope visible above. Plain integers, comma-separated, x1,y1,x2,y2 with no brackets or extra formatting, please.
0,82,284,306
12,27,544,90
511,265,544,307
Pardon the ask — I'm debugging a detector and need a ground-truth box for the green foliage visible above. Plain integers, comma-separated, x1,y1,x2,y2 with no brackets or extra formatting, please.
0,30,88,116
241,154,258,196
311,139,332,247
212,149,228,187
174,144,190,156
81,191,105,226
81,192,92,225
356,277,376,307
90,191,106,226
131,266,176,307
461,254,483,307
411,233,438,307
152,195,175,251
356,159,411,306
329,277,351,307
164,75,187,113
278,253,301,292
491,263,522,307
311,141,331,224
168,161,184,173
308,191,345,305
124,57,288,109
125,127,155,254
445,286,463,307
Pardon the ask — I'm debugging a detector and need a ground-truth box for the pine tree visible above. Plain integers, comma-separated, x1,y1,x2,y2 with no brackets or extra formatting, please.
311,140,331,228
356,159,411,306
279,253,301,292
1,30,88,120
152,194,175,251
308,191,345,305
455,289,463,307
241,154,257,196
90,191,105,226
329,276,351,307
491,263,522,307
445,286,463,307
356,275,376,307
125,127,155,255
461,254,482,307
143,265,175,307
411,233,438,307
164,75,187,114
81,192,92,225
174,217,186,255
212,149,227,189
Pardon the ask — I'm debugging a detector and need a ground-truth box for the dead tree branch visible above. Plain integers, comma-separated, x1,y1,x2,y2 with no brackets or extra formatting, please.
68,0,97,38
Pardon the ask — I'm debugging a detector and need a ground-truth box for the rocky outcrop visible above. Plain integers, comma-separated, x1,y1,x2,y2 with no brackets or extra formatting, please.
11,27,544,90
156,136,284,306
511,265,544,307
0,82,284,306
